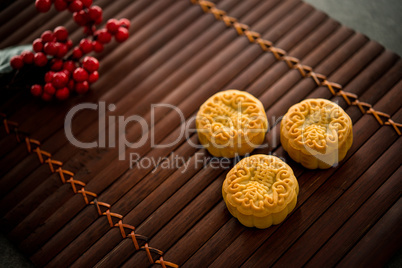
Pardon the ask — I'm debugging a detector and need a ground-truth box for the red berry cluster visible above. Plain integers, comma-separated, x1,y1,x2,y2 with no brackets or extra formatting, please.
35,0,93,13
11,27,100,101
9,1,130,101
106,18,130,43
71,18,130,59
11,27,72,70
30,55,99,101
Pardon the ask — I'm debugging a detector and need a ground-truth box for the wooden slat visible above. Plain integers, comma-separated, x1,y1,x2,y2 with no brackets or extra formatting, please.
121,7,366,268
266,134,402,267
1,0,198,201
18,0,300,255
0,0,32,34
307,164,402,267
337,195,402,268
209,81,402,268
0,0,181,200
0,0,222,213
0,1,401,267
170,52,401,268
85,4,330,268
31,0,267,266
0,0,189,174
27,0,304,262
117,17,394,268
184,60,400,266
0,0,150,168
0,0,151,126
0,4,44,45
244,104,402,266
5,0,206,242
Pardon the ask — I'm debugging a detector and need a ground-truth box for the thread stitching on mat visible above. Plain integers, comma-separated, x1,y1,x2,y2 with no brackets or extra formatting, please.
191,0,402,136
1,1,400,267
0,113,178,267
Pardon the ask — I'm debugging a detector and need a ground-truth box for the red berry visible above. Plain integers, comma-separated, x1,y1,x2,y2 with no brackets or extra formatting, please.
44,83,56,95
75,81,89,94
54,26,68,41
66,39,73,49
81,0,92,8
61,69,71,77
73,11,86,26
63,60,76,72
10,55,24,69
35,0,52,13
67,79,75,91
84,25,96,35
56,87,70,100
88,71,99,83
44,41,59,56
68,0,83,12
73,67,88,82
34,52,48,67
94,15,103,25
52,72,69,88
88,6,102,21
72,47,83,59
82,56,99,73
50,58,63,71
92,40,104,53
54,0,68,11
44,71,55,83
119,18,131,29
56,43,68,58
21,51,34,64
31,84,43,97
106,19,119,34
41,92,53,101
79,39,93,54
115,27,129,43
33,38,43,52
41,30,54,43
96,29,111,44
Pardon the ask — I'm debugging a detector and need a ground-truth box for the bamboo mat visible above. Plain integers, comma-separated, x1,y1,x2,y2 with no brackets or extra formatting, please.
0,0,401,267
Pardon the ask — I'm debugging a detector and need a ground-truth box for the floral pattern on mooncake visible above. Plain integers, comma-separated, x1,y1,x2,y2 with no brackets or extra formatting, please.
222,155,299,229
281,98,353,169
196,90,268,158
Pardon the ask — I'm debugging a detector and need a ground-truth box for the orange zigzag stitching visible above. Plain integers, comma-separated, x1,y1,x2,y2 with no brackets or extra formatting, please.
191,0,402,136
0,113,178,267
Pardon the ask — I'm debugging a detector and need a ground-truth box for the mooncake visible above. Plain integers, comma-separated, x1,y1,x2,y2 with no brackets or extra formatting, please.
222,154,299,229
196,90,268,158
280,98,353,169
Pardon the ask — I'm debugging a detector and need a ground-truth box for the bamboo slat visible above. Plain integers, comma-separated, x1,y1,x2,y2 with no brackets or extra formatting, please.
0,0,400,267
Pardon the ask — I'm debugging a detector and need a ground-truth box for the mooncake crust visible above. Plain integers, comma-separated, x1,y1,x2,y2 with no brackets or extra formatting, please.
222,154,299,229
196,90,268,158
280,98,353,169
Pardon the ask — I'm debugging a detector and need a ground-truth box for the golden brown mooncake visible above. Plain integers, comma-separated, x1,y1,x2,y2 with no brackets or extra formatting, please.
222,154,299,229
280,98,353,169
196,90,268,158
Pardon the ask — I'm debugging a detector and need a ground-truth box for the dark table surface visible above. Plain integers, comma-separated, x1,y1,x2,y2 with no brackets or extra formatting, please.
0,0,401,267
